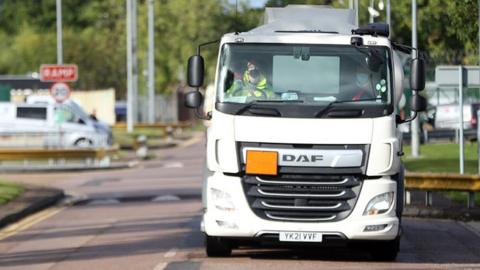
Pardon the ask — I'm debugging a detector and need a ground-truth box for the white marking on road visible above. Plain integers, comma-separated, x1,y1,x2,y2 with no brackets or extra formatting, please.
87,199,120,205
153,262,168,270
152,195,181,202
164,248,178,258
163,162,184,168
459,221,480,238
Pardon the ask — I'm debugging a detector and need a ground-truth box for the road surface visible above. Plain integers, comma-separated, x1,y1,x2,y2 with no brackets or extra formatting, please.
1,136,480,270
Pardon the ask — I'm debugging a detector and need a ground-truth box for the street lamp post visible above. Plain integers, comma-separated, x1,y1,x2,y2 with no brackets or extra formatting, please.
147,0,155,124
411,0,420,157
56,0,63,65
126,0,134,133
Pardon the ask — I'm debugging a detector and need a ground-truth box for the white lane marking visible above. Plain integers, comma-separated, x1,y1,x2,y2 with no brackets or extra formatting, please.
152,195,181,202
163,162,184,168
153,262,168,270
459,221,480,238
164,248,178,258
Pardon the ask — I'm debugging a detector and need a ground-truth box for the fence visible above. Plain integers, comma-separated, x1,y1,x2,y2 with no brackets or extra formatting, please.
0,146,118,170
137,94,178,123
405,172,480,208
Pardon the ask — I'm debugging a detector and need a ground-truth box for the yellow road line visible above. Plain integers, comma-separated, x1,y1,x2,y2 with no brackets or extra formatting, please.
0,205,65,241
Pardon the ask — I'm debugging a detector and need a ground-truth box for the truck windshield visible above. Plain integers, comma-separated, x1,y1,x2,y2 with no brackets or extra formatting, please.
217,44,392,107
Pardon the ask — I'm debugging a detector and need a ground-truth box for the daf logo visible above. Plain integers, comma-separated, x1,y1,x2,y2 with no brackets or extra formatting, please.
282,154,323,163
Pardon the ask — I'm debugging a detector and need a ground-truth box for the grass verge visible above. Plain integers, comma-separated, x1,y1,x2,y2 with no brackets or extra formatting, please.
0,181,24,206
403,142,478,174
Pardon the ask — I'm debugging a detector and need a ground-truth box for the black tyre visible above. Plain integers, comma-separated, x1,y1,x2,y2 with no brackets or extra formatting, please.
369,237,400,261
74,138,93,148
205,235,232,257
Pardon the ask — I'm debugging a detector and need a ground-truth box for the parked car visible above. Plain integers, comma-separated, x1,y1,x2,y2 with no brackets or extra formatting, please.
434,104,473,130
0,101,110,148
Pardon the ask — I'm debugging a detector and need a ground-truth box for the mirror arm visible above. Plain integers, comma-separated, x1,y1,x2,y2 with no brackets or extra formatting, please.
194,107,212,120
196,40,220,55
397,111,417,125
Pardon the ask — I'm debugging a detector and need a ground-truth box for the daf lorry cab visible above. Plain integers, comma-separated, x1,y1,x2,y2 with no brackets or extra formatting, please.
185,6,426,261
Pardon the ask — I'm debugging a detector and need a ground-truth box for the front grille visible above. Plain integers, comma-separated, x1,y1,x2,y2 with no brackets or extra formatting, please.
243,174,362,222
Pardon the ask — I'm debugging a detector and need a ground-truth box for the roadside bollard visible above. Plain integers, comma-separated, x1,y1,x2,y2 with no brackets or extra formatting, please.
136,135,148,160
166,126,174,143
425,191,433,207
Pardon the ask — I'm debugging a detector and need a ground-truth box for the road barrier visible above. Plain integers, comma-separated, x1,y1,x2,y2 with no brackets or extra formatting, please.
113,122,191,130
0,147,118,170
405,172,479,208
113,122,192,141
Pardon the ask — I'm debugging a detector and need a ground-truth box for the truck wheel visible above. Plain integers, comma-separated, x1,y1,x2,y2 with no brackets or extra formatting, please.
369,237,400,261
205,235,232,257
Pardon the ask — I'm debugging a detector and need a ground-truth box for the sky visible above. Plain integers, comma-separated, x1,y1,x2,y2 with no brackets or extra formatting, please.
228,0,269,8
249,0,269,7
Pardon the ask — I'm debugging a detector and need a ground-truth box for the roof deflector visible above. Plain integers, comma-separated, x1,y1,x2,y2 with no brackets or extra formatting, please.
249,5,357,35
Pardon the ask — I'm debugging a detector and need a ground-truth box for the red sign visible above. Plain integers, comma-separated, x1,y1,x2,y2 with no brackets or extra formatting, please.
40,64,78,82
50,82,72,103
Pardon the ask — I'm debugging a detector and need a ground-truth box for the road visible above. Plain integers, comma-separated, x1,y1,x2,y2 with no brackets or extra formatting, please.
1,136,480,270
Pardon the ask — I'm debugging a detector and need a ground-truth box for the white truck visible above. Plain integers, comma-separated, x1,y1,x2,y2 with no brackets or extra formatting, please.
185,6,426,261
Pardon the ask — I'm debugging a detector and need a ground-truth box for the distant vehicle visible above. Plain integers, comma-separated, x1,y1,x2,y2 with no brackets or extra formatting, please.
429,103,479,141
0,101,110,148
434,104,473,130
26,96,113,145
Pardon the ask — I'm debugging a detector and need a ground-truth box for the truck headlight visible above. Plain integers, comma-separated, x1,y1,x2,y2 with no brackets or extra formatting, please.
363,192,394,216
211,188,235,211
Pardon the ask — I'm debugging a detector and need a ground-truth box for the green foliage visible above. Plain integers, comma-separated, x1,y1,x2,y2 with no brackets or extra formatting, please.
0,0,261,97
0,181,24,205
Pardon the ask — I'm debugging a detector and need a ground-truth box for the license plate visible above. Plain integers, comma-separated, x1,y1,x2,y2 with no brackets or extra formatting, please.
279,231,322,242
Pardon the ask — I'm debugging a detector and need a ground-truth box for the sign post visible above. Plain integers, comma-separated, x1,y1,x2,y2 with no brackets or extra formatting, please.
459,66,465,175
40,63,78,148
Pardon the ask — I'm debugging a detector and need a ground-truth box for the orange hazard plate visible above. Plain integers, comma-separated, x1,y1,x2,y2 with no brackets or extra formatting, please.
246,150,278,175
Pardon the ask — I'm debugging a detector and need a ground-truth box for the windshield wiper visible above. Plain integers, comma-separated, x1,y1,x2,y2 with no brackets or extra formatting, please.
315,97,382,118
254,100,304,103
234,100,299,116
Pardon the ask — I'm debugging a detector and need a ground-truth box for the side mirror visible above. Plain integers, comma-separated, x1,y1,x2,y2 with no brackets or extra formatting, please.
411,94,427,112
184,91,203,109
187,55,205,88
410,58,426,91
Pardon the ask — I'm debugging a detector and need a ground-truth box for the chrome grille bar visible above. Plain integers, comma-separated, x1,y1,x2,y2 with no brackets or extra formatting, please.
256,176,350,186
265,213,337,222
261,201,342,210
257,188,347,198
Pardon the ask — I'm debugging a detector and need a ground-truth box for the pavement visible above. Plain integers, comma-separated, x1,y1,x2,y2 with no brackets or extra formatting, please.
0,187,64,228
0,134,480,269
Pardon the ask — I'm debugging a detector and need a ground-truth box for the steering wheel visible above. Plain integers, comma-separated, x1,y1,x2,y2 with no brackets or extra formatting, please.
232,88,267,99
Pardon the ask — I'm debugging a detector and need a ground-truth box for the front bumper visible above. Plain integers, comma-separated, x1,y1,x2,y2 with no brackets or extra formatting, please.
202,172,399,241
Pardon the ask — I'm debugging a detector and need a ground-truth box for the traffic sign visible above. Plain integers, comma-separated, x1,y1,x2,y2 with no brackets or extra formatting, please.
50,82,71,103
40,64,78,82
